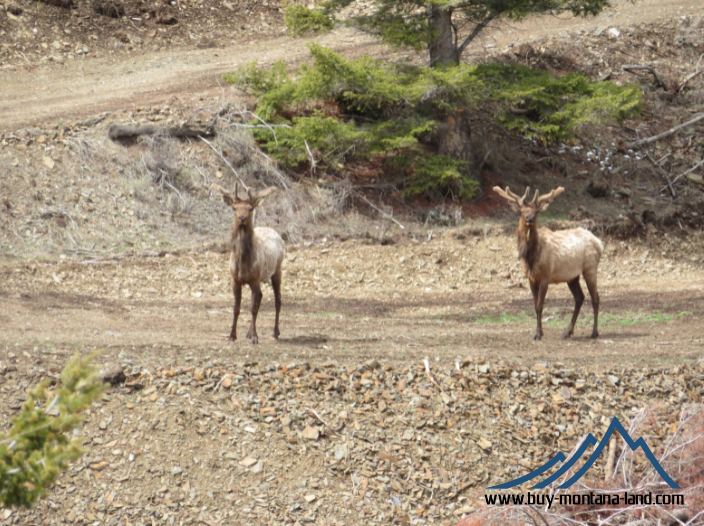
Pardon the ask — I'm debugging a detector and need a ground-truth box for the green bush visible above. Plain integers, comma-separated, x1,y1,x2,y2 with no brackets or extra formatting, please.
224,46,641,199
284,4,334,36
0,353,104,508
473,64,642,140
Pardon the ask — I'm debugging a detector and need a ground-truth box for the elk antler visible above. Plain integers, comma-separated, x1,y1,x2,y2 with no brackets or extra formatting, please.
211,183,230,196
493,186,530,207
533,187,565,207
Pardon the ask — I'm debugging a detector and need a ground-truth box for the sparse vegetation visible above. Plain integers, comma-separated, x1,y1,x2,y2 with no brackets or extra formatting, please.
284,4,334,36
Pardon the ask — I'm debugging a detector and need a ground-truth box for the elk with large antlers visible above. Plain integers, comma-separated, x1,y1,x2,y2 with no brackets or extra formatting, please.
213,183,284,344
493,186,604,341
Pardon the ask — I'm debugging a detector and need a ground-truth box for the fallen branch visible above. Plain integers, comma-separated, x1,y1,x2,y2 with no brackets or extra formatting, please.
622,64,668,91
199,136,249,191
668,159,704,187
628,113,704,149
108,124,215,140
351,190,405,230
678,53,704,92
641,148,676,197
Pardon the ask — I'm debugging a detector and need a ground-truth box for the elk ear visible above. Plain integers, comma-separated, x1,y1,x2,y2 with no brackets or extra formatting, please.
251,187,277,208
211,183,236,207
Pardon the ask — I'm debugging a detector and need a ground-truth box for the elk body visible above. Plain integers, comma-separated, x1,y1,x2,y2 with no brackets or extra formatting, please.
494,186,604,341
213,184,284,344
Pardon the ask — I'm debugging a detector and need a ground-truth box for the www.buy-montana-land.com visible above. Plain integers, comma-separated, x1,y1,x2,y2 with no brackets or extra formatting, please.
485,492,685,509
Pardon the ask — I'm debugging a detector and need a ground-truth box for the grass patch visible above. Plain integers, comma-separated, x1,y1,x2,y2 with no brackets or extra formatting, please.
474,311,530,324
544,310,694,328
308,312,342,318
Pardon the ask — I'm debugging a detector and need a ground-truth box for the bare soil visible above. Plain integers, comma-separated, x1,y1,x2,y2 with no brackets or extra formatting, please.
2,234,704,369
1,1,704,525
1,235,704,526
1,0,702,132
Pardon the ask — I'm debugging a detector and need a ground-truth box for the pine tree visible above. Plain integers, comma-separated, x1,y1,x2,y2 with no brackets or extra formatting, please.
313,0,616,66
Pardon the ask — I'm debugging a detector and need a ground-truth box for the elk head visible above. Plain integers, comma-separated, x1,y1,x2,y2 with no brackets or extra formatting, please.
212,183,277,229
493,186,564,238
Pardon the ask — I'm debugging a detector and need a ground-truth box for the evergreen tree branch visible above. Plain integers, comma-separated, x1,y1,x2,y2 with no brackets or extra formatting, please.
457,13,497,57
0,352,104,508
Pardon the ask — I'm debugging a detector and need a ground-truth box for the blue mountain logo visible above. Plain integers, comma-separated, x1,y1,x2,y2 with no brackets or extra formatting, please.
488,416,680,490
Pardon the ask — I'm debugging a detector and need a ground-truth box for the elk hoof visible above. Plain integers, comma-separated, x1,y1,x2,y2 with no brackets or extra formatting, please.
251,335,259,345
246,327,253,339
590,330,599,339
533,332,543,341
562,330,573,339
229,333,237,342
273,330,280,340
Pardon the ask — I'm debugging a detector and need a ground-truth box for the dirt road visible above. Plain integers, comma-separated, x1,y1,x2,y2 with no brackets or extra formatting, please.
2,235,703,369
1,0,700,133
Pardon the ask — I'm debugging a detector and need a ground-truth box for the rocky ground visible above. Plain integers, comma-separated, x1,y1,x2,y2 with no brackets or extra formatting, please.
1,233,704,525
1,0,704,525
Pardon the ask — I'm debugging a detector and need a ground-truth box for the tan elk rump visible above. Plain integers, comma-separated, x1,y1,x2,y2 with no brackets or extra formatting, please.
494,185,604,341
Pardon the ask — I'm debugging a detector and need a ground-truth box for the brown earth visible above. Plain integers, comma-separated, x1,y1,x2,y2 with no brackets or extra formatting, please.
1,0,703,132
1,234,704,526
1,1,704,525
2,234,704,369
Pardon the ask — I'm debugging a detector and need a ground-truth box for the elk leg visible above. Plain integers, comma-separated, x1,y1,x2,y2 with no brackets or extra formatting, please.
583,270,600,338
230,281,242,341
563,277,585,339
533,280,549,341
246,283,263,344
271,268,282,340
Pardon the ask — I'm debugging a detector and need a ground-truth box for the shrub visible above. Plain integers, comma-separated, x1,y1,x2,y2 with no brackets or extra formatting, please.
284,4,334,36
224,46,641,200
473,64,642,141
0,353,104,508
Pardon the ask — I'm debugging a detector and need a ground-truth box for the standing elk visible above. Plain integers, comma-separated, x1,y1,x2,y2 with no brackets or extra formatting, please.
212,183,284,344
493,186,604,341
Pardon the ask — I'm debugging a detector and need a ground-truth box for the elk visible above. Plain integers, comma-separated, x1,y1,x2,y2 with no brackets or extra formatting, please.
493,186,604,341
212,183,284,344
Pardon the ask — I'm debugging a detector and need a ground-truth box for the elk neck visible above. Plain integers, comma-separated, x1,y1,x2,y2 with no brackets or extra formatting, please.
517,218,541,273
230,222,255,277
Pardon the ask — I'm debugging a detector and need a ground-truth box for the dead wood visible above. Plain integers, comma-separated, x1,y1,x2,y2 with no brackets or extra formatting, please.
35,0,74,8
628,113,704,149
622,64,668,91
108,124,215,141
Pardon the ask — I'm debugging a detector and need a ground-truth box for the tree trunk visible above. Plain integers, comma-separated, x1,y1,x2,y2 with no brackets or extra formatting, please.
438,110,480,194
428,4,459,67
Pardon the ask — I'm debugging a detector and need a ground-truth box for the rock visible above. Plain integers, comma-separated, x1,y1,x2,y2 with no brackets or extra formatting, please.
334,443,348,460
99,364,126,385
239,456,258,468
477,437,492,450
302,426,320,440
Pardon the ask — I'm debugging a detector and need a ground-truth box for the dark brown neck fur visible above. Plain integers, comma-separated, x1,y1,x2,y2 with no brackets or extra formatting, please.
517,222,541,274
230,223,255,279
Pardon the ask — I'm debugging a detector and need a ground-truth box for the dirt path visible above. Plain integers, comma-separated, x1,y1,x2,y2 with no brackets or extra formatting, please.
2,237,703,370
1,0,699,133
